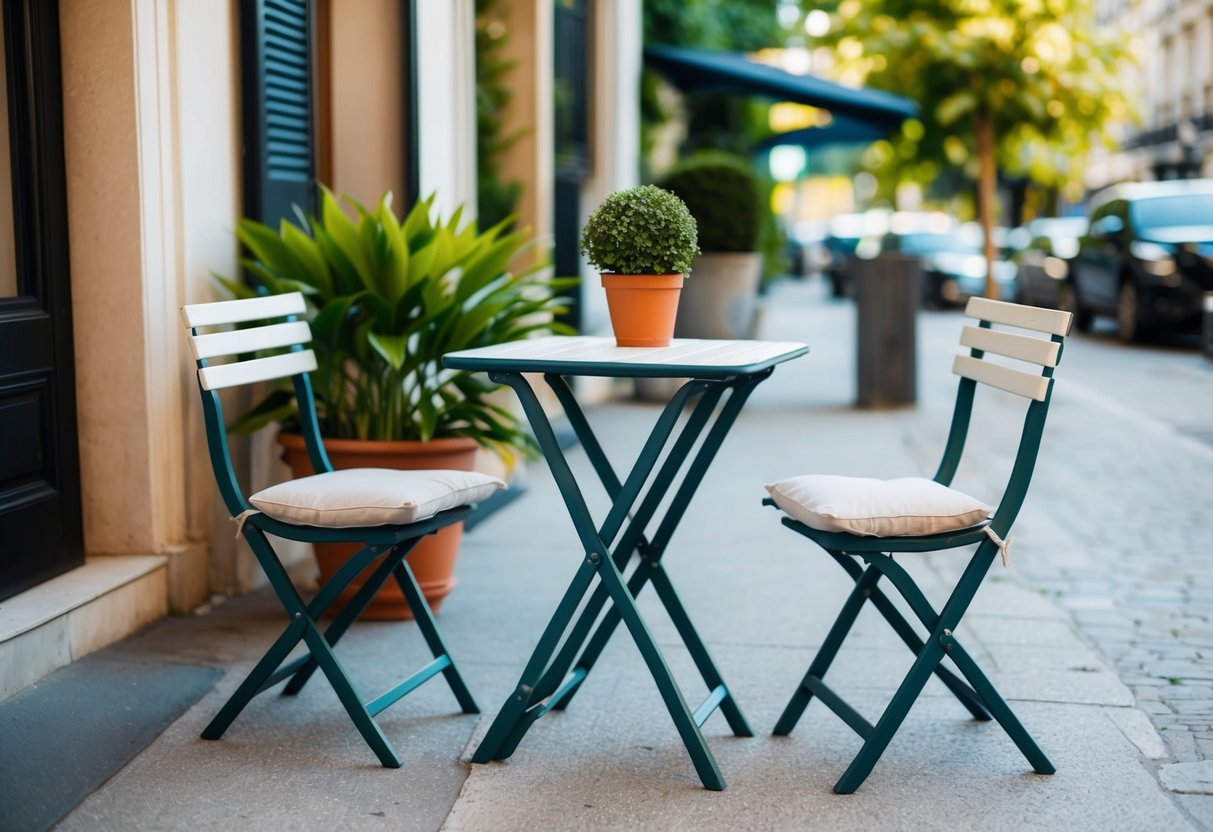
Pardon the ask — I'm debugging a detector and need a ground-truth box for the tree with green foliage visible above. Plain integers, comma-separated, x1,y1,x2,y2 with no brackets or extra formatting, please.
823,0,1136,296
643,0,784,162
643,0,789,278
475,0,524,230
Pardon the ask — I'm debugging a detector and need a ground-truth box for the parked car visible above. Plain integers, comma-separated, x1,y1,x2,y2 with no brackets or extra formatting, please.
822,210,889,296
869,215,1016,306
1012,216,1088,308
788,219,830,278
954,222,1019,303
1069,179,1213,341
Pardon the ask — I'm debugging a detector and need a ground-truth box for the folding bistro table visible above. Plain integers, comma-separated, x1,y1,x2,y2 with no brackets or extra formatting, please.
444,335,807,789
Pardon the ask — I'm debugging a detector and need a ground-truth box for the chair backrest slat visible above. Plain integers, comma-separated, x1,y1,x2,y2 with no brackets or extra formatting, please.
963,297,1072,336
959,325,1060,368
198,349,318,391
190,320,312,360
182,290,333,514
181,293,307,328
952,354,1049,401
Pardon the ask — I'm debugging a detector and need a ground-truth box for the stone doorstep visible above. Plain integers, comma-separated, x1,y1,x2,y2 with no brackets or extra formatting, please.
0,555,168,704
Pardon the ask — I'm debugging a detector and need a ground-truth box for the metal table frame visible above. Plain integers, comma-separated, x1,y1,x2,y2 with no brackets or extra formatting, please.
444,337,809,790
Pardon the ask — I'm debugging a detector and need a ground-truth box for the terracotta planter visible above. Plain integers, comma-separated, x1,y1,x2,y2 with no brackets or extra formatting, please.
278,433,478,620
601,273,684,347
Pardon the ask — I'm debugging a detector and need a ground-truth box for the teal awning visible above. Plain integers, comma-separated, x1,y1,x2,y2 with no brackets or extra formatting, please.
644,45,917,127
753,114,894,152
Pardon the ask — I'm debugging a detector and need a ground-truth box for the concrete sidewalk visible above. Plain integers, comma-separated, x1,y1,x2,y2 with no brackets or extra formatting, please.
58,280,1207,830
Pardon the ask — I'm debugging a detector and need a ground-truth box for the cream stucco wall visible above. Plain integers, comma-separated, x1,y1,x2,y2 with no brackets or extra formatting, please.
61,0,155,555
328,0,406,206
60,0,245,610
173,0,248,598
497,0,553,247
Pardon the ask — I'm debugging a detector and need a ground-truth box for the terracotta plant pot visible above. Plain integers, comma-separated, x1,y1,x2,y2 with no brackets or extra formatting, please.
601,273,685,347
278,433,479,620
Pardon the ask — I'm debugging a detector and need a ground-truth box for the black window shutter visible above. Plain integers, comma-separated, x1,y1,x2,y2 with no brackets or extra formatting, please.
240,0,315,226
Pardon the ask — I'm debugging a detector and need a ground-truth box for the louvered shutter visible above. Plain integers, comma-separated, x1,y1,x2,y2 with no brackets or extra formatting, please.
240,0,315,225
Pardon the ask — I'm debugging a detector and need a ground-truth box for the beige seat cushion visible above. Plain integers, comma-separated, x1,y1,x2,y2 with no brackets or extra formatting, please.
249,468,506,528
765,475,993,537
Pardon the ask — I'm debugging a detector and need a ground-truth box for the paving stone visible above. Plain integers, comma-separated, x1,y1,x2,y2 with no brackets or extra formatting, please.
1160,760,1213,795
1174,794,1213,831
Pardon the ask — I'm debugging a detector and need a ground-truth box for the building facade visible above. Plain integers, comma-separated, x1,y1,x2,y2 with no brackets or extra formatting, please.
0,0,640,702
1088,0,1213,188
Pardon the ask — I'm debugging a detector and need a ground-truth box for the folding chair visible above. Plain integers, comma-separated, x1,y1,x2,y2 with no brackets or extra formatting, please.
764,297,1072,793
183,292,496,767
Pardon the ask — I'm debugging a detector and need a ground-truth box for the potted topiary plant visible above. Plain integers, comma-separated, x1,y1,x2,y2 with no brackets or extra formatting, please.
579,185,699,347
221,186,575,618
661,151,765,340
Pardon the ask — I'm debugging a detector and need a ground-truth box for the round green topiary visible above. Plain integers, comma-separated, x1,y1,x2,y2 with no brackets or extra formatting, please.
580,185,699,275
661,151,762,253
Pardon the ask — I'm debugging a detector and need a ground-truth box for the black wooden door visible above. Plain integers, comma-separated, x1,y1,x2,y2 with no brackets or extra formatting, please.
0,0,83,602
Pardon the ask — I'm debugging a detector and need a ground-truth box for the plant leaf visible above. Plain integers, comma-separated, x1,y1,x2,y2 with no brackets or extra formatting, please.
367,332,407,370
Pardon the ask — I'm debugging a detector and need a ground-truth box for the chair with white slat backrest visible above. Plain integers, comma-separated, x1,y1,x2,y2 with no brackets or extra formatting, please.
763,296,1073,793
183,291,500,768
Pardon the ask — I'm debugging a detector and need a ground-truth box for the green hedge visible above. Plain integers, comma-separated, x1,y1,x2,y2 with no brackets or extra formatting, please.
661,151,762,253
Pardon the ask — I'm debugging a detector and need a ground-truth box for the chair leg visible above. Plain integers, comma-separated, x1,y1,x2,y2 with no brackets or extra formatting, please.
773,566,879,736
298,618,402,768
284,544,410,696
947,642,1055,774
392,560,479,714
202,619,306,740
864,586,992,721
834,639,945,794
825,550,991,720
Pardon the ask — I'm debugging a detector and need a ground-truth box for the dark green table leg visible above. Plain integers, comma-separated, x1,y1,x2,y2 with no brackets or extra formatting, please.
469,370,757,789
526,377,724,707
554,371,769,728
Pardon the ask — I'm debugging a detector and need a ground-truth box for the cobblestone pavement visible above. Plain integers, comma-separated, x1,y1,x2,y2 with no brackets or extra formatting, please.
1018,413,1213,764
893,291,1213,768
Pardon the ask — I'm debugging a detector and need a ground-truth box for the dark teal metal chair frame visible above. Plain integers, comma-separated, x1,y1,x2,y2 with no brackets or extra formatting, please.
183,293,477,768
767,298,1073,793
444,337,808,790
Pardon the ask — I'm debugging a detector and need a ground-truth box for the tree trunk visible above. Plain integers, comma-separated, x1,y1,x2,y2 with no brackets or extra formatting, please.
975,106,997,299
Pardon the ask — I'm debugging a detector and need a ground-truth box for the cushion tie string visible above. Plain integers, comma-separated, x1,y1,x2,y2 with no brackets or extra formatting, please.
232,509,260,540
983,525,1012,568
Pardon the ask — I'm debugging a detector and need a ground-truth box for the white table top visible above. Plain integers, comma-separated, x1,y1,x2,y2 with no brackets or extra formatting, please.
443,336,809,379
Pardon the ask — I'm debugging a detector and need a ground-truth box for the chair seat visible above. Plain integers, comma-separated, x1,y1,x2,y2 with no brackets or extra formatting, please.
249,468,506,528
764,475,992,538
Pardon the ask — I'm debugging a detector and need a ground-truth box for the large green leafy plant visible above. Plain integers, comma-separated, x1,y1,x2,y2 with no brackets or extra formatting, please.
221,187,575,462
579,185,699,275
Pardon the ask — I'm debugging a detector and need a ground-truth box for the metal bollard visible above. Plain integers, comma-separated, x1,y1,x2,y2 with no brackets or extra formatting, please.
855,253,920,408
1203,292,1213,361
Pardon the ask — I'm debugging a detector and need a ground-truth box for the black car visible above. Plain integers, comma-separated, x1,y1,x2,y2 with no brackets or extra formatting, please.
1013,217,1088,308
875,221,1017,307
822,215,866,297
1069,180,1213,341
